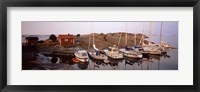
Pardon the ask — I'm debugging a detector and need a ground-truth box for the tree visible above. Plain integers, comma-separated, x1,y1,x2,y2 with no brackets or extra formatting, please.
49,34,57,42
76,34,80,38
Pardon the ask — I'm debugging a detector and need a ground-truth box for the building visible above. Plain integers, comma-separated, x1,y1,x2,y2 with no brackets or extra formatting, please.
25,37,39,46
58,34,74,45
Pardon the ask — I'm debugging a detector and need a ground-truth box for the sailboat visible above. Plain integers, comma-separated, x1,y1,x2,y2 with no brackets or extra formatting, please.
158,22,176,50
141,22,161,55
103,32,123,60
138,22,149,55
119,22,143,59
149,27,175,50
87,22,108,61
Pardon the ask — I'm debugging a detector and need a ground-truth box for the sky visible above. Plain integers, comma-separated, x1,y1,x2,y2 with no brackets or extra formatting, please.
21,21,178,36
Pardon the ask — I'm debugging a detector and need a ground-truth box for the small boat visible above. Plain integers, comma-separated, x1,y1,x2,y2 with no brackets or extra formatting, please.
74,50,89,62
119,48,142,59
142,46,161,55
104,46,124,60
123,51,142,59
160,41,176,49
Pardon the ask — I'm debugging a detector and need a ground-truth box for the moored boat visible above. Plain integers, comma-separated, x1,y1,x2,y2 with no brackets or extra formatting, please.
104,46,124,60
142,46,161,55
140,22,162,55
74,50,89,62
119,22,143,59
88,51,108,61
119,48,142,59
87,22,108,61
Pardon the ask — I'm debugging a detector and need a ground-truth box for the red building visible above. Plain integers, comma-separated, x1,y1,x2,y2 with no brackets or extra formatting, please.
58,34,74,46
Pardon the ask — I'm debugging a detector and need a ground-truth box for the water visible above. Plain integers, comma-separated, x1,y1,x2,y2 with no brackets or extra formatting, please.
32,49,177,70
150,35,178,48
22,35,178,70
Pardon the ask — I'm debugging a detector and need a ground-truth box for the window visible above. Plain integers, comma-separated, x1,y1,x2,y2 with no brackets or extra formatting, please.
65,39,68,41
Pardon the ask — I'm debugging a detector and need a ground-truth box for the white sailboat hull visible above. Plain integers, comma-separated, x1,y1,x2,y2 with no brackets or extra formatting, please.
123,53,142,59
142,46,161,55
119,48,143,59
149,51,161,55
88,52,108,60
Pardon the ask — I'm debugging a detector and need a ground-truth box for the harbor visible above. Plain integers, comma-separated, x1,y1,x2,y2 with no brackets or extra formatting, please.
22,22,178,70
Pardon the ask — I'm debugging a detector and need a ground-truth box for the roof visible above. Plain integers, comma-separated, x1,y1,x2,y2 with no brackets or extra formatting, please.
58,34,74,39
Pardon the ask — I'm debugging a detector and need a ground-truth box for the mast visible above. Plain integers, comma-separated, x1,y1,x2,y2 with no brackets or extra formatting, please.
148,22,151,46
125,22,128,46
88,22,92,50
139,22,145,46
92,22,95,45
92,22,99,51
117,22,124,47
133,23,136,46
88,34,91,50
118,33,122,47
159,22,163,46
142,22,145,46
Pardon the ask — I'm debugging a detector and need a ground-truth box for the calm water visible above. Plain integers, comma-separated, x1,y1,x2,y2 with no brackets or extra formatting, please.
22,35,178,70
33,49,177,70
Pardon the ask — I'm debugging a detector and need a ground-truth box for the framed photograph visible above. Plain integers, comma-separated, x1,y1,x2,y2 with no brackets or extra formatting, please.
0,0,199,92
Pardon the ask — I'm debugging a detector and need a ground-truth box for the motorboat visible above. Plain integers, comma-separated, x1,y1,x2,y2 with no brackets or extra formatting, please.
74,50,89,62
104,46,124,60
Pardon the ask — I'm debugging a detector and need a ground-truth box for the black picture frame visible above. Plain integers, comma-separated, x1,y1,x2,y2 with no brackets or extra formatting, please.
0,0,199,92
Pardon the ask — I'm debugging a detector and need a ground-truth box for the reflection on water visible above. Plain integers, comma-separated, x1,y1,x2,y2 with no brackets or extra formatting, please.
32,49,177,70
